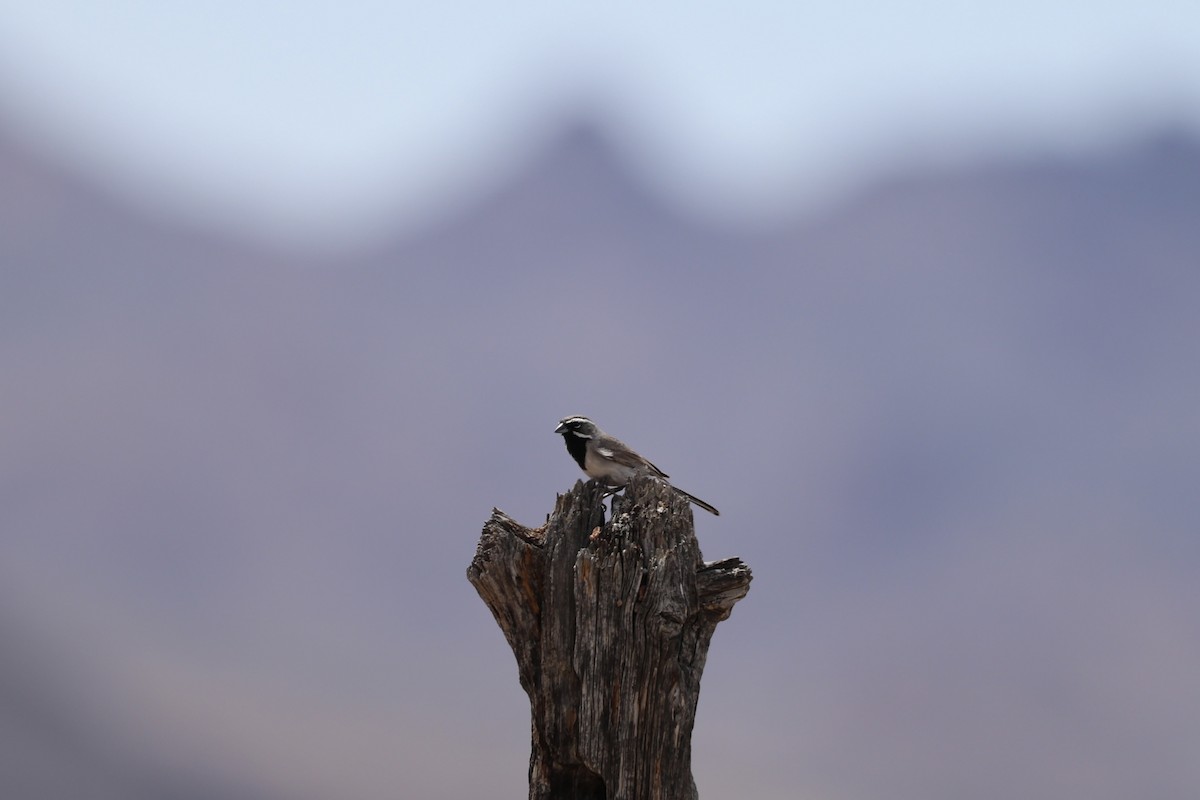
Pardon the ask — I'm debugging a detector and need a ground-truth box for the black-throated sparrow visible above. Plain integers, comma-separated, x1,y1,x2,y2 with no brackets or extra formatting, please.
554,415,719,516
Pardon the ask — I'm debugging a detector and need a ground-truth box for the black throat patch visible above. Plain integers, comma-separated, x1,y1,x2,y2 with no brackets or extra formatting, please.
562,432,589,470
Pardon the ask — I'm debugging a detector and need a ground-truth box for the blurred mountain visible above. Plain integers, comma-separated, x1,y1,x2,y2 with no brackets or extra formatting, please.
1,118,1198,800
0,609,275,800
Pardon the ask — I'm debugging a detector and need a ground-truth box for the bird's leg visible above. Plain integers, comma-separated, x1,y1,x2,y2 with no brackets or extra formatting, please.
598,483,626,518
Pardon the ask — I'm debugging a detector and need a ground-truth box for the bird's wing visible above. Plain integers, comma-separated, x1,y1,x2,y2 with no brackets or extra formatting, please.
596,435,669,479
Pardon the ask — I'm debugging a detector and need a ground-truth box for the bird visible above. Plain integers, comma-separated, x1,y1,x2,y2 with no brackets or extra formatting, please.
554,415,719,515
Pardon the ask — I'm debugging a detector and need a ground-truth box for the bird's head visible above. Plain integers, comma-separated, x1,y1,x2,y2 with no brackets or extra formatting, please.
555,415,599,439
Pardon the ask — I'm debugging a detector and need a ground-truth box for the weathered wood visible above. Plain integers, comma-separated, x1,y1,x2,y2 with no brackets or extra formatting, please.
467,476,752,800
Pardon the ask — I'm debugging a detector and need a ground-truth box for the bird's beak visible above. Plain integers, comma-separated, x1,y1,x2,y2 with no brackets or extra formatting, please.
554,422,567,434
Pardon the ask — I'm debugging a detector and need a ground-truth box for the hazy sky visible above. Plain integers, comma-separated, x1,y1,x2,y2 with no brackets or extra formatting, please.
1,1,1198,245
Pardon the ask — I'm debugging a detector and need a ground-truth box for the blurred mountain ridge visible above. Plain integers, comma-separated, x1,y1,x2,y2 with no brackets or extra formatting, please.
1,114,1199,800
3,115,1200,263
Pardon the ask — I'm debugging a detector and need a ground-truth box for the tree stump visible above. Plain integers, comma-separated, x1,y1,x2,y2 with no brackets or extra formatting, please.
467,476,752,800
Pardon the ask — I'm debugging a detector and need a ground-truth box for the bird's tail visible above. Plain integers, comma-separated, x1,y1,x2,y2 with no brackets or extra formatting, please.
671,485,720,516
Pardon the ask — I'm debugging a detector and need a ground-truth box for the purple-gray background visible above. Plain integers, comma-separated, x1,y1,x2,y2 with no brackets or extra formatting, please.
2,115,1199,799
